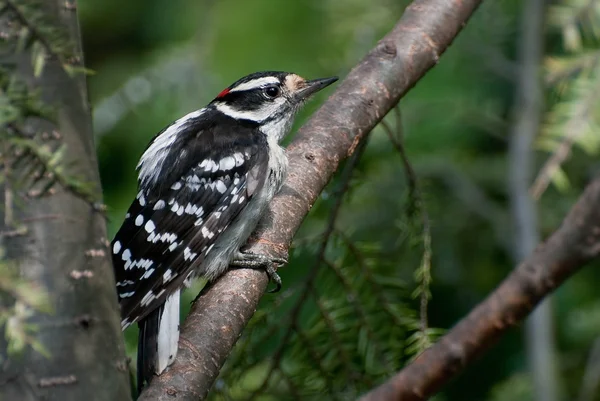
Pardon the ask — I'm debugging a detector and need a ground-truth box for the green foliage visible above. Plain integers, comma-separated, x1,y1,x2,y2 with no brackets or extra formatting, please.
211,234,423,400
0,0,99,214
204,133,435,399
537,0,600,197
1,0,73,73
488,373,534,401
0,262,51,360
87,0,600,400
0,0,101,366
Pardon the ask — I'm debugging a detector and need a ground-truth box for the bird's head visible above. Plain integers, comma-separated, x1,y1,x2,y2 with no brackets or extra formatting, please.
211,71,338,141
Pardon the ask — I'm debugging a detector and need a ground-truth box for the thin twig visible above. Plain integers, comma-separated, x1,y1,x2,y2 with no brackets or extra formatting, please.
293,322,343,401
322,258,395,374
530,75,600,199
309,285,362,384
279,368,303,400
381,107,432,333
335,230,407,329
380,112,417,215
247,135,370,400
4,0,63,62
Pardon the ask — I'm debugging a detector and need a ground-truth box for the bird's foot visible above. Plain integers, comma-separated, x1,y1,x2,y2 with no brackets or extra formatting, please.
230,252,287,293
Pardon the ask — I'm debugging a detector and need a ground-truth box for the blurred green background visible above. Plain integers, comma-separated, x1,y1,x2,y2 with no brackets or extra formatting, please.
80,0,600,400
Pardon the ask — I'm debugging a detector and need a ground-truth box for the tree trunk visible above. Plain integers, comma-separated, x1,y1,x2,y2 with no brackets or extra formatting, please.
0,1,131,400
508,1,560,400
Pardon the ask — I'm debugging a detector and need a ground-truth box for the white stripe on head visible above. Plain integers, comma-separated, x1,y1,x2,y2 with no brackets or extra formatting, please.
214,99,285,123
137,109,205,189
229,76,280,93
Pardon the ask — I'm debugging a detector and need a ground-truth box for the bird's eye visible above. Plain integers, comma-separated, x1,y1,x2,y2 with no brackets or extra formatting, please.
263,85,280,99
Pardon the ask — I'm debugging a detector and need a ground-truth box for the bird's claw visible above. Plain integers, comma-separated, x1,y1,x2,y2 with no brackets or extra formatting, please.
230,252,287,293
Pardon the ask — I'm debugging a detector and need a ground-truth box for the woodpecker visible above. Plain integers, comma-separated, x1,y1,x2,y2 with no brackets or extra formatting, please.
110,71,337,391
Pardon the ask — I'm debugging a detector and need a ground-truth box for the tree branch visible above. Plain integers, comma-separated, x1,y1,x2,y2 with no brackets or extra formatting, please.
139,0,484,399
358,175,600,400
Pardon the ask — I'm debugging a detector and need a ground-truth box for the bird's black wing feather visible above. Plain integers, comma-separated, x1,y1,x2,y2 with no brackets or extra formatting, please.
111,110,268,327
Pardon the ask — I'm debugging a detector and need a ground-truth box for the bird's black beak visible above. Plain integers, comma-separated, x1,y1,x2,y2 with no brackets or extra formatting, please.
296,76,338,101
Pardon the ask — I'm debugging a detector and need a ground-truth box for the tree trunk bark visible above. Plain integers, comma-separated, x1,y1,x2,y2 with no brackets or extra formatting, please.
0,2,132,400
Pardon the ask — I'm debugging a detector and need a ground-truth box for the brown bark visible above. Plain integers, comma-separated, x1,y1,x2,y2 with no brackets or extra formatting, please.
139,0,484,399
0,2,131,400
359,176,600,400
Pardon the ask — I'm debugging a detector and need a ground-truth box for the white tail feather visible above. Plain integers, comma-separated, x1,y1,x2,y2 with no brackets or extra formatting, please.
156,290,180,374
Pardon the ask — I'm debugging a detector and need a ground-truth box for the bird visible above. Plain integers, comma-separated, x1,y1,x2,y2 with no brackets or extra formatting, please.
110,71,338,392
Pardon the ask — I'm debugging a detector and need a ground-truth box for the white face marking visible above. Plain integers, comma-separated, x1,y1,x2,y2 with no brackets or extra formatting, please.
229,76,280,92
135,214,144,226
144,220,155,233
154,200,165,210
214,99,286,123
219,156,236,171
260,114,295,143
137,109,204,189
113,241,121,254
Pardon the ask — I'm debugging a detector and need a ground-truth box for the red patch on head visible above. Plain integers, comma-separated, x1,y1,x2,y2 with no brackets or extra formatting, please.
216,88,230,98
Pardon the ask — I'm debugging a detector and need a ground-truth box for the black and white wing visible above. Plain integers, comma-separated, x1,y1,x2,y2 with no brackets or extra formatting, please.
111,111,269,328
